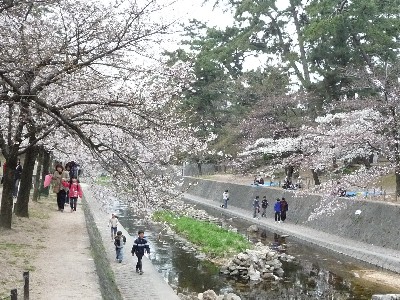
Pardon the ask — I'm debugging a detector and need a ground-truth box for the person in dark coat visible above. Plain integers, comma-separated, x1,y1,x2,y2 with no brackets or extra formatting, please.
13,159,23,197
261,196,269,217
131,230,150,275
280,197,289,222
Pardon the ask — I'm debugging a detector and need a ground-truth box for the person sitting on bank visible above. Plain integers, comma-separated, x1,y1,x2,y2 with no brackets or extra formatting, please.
254,175,264,185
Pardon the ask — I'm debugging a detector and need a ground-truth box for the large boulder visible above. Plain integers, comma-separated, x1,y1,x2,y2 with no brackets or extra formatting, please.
248,265,261,281
247,225,259,232
222,293,241,300
199,290,218,300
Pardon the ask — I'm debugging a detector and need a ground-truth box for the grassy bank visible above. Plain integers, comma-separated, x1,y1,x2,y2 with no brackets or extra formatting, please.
0,196,51,298
153,211,252,258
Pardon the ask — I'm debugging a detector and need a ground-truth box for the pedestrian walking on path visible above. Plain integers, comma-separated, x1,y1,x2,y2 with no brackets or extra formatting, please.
52,164,69,212
222,190,229,209
131,230,150,275
274,198,281,223
109,213,119,241
253,196,260,218
280,197,288,222
261,196,269,217
13,159,23,198
114,231,126,263
62,177,83,212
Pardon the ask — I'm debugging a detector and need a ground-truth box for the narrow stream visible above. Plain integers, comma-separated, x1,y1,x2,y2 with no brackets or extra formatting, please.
111,200,400,300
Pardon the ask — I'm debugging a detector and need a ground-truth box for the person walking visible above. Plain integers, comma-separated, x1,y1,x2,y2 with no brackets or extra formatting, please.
253,196,260,219
280,197,289,222
131,230,150,275
52,164,69,212
261,196,269,217
109,213,119,241
62,177,83,212
274,198,281,223
222,190,229,209
114,231,126,263
64,163,71,205
13,159,23,198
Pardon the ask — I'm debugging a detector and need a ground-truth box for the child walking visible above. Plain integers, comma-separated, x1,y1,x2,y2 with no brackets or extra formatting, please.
62,177,83,212
114,231,126,263
131,230,150,275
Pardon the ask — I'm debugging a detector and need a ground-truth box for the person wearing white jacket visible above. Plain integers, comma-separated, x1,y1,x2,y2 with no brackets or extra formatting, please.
109,213,119,241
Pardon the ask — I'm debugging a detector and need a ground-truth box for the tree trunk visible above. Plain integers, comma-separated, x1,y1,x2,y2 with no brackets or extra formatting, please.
332,157,338,169
40,150,51,196
15,146,38,217
289,0,310,86
0,154,18,229
396,166,400,199
285,166,294,180
311,169,321,186
32,148,44,202
197,162,202,176
363,157,371,169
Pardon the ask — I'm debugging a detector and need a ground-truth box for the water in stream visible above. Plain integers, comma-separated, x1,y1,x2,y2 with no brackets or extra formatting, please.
112,200,400,300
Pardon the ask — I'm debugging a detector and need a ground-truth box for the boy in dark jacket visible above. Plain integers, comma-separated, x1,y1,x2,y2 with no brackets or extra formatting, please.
131,230,150,275
114,231,126,263
261,196,269,217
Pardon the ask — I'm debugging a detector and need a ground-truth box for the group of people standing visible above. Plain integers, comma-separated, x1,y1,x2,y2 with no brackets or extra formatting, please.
222,191,289,222
273,197,288,223
253,196,288,222
50,161,82,212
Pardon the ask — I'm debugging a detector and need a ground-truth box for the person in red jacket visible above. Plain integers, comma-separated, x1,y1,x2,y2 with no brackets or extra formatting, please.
62,177,83,212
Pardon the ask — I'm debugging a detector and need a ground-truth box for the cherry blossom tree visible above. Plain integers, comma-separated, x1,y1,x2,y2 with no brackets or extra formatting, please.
0,0,198,228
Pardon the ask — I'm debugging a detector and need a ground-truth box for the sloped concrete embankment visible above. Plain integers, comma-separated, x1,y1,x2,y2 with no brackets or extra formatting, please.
183,177,400,251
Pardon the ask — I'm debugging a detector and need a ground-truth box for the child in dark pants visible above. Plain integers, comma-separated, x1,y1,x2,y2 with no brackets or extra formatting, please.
131,230,150,275
114,231,126,263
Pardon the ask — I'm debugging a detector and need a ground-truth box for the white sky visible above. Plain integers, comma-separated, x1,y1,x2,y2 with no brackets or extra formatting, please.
155,0,291,70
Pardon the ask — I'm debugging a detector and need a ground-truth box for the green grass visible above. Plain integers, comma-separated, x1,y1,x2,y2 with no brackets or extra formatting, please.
95,175,112,186
377,173,395,192
29,209,50,220
153,211,252,258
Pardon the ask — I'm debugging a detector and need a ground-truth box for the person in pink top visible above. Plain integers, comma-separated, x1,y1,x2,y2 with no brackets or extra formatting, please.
62,177,83,212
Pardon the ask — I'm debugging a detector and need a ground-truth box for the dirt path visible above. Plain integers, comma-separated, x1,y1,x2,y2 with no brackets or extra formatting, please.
30,198,102,299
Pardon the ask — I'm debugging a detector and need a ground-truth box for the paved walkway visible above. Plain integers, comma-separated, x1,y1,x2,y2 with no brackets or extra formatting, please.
184,193,400,274
83,185,180,300
30,194,102,299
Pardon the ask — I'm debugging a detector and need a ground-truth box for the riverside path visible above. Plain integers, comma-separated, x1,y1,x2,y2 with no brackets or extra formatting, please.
183,193,400,274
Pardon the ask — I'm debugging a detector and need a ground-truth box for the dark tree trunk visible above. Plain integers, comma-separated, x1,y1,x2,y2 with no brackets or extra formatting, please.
396,166,400,198
332,157,338,169
15,146,38,217
285,166,294,180
311,169,321,186
0,153,18,229
197,162,202,176
363,157,371,169
40,151,51,196
32,148,44,202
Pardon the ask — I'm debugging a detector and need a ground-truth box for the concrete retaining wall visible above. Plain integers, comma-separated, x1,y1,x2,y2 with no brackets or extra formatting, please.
183,177,400,251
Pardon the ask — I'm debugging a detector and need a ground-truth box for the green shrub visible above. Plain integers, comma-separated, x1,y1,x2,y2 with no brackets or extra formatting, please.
153,211,252,258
